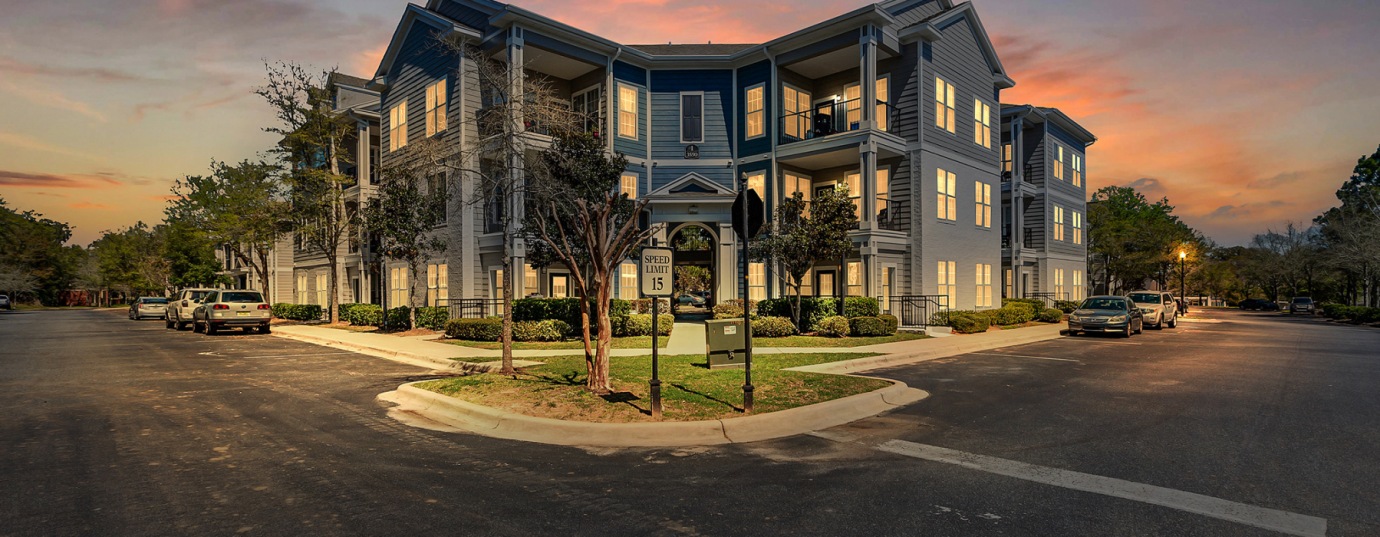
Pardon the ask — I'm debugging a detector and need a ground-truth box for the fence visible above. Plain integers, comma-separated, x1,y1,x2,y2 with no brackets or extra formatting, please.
887,295,950,329
1022,292,1068,308
444,298,505,320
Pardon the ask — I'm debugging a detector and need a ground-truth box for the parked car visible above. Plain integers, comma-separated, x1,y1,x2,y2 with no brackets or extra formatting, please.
677,294,706,307
1127,291,1178,329
192,290,272,335
0,294,10,310
167,288,217,330
1289,297,1315,315
1067,295,1144,337
128,297,169,320
1238,298,1280,311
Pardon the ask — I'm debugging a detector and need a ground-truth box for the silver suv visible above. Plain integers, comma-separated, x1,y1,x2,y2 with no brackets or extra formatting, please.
166,288,216,330
193,290,272,335
1128,290,1179,329
1289,297,1314,314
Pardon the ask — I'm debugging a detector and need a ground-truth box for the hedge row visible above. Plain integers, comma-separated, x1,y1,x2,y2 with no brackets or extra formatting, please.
756,297,881,332
444,313,673,341
271,303,322,321
1320,304,1380,324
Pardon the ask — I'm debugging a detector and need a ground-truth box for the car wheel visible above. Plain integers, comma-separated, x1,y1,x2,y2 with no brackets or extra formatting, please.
206,323,218,335
259,324,272,335
192,320,203,333
1135,320,1144,334
165,319,174,329
1168,315,1177,328
1122,324,1132,338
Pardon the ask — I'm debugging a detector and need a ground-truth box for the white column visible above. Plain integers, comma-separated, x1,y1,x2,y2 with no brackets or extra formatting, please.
859,141,877,229
718,223,738,301
356,120,370,186
859,26,877,130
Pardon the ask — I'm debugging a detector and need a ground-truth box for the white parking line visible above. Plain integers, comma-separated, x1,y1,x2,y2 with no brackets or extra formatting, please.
968,352,1081,363
872,439,1327,537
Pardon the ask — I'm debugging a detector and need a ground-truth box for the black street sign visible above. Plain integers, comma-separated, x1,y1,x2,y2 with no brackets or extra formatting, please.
732,188,765,241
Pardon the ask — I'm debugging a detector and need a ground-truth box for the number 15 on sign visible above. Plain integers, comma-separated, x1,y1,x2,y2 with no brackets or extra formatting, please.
640,247,674,297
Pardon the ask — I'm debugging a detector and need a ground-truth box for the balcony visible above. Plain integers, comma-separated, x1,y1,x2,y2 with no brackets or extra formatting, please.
1002,227,1038,250
779,98,897,146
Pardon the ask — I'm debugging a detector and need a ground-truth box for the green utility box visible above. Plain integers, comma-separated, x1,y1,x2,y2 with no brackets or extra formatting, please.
704,318,748,369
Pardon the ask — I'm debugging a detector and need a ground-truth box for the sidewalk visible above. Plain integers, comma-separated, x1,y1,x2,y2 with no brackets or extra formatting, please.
273,321,1066,373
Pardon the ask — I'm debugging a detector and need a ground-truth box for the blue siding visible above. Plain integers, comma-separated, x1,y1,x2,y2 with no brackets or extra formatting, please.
613,61,647,158
649,70,732,160
736,60,771,157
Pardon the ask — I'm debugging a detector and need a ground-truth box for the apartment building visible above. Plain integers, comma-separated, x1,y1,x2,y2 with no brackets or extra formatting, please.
1000,105,1096,304
353,0,1037,317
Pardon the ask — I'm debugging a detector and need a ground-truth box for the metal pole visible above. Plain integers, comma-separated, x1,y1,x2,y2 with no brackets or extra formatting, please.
741,182,754,414
650,293,661,419
1180,256,1186,308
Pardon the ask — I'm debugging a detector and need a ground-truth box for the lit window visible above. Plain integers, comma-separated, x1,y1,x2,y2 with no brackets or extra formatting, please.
973,98,991,148
426,264,448,306
1073,270,1084,301
937,260,956,309
1072,153,1083,187
296,274,308,304
1004,268,1013,300
783,85,811,139
845,83,861,129
749,263,766,301
572,85,603,134
621,172,638,199
876,76,890,131
524,264,538,297
876,167,890,222
618,83,638,140
316,273,328,307
680,92,703,143
388,268,406,307
1053,144,1064,180
1054,268,1066,301
1002,143,1013,173
1073,211,1083,245
975,264,992,308
934,77,955,133
975,181,991,228
425,79,447,137
745,84,764,139
881,267,894,312
784,171,812,215
1054,206,1065,241
844,172,862,220
846,261,863,297
388,100,408,151
491,269,503,302
746,171,766,203
620,263,638,299
937,168,957,221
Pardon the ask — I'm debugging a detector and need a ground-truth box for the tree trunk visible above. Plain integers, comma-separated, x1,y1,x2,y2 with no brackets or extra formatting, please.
499,242,515,375
588,277,614,394
408,260,420,329
580,296,593,364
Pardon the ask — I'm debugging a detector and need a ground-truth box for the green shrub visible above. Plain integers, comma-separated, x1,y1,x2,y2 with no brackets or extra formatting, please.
984,304,1035,326
843,297,880,318
271,303,323,321
1037,308,1065,323
415,306,449,330
849,316,889,337
346,304,383,325
752,316,797,337
712,301,744,319
758,297,876,331
630,298,671,315
1055,300,1081,313
930,309,976,327
337,303,366,322
817,315,851,337
616,313,674,337
878,314,899,335
512,319,569,342
384,306,411,331
446,318,502,341
949,313,990,334
1003,298,1044,310
512,297,629,334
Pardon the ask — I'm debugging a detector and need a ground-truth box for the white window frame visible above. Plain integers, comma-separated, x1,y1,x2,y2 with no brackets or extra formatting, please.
935,76,956,133
876,166,890,221
876,75,890,132
973,97,992,148
1054,205,1065,241
937,168,957,222
523,264,538,297
784,171,812,215
1053,144,1065,180
937,260,957,309
1073,211,1083,245
1054,268,1066,301
426,263,448,306
745,83,765,139
388,267,406,307
679,91,704,144
620,262,638,299
975,264,992,308
621,172,638,200
782,84,811,139
425,78,447,137
745,171,766,204
1072,153,1083,187
1073,270,1084,301
881,265,895,313
975,180,991,229
571,84,604,134
1002,143,1013,173
844,171,862,220
617,82,638,140
296,273,308,304
749,262,767,301
846,261,863,297
844,83,862,130
388,100,408,151
316,273,328,307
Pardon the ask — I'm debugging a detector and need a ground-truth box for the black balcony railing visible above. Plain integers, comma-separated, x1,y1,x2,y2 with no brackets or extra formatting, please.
780,98,897,145
1023,292,1068,308
875,198,906,231
888,295,950,328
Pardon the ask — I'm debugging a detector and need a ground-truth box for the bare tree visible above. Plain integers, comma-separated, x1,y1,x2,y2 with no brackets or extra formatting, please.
406,35,582,374
256,62,356,323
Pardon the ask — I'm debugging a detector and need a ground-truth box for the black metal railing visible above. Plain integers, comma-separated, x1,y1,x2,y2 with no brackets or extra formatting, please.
779,98,897,145
446,298,505,320
1022,292,1068,308
888,295,950,328
875,198,906,231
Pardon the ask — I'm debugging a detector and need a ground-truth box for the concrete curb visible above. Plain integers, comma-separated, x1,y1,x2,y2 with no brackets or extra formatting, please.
786,324,1067,375
273,330,457,371
382,379,929,447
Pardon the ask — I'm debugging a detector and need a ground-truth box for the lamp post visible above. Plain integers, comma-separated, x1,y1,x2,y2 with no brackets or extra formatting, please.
1179,250,1187,306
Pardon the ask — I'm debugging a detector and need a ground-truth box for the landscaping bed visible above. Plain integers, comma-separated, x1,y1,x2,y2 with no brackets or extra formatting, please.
416,353,887,422
445,336,669,350
752,332,927,347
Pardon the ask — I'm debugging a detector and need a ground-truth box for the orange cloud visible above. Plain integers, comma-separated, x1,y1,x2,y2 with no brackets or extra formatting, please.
0,170,121,188
69,201,114,210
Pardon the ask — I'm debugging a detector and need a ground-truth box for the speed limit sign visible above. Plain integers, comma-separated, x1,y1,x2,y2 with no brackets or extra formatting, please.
640,248,673,297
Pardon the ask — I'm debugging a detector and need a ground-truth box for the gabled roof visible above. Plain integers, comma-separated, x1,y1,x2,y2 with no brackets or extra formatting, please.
647,173,735,199
898,1,1013,89
1001,104,1097,146
626,44,757,56
328,72,371,90
370,4,481,87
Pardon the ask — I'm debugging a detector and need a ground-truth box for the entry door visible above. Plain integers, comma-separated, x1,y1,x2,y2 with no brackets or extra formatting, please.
816,271,837,298
550,274,569,298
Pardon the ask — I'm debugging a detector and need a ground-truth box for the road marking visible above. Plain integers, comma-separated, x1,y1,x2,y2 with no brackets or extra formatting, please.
238,351,359,359
968,352,1081,363
873,439,1327,537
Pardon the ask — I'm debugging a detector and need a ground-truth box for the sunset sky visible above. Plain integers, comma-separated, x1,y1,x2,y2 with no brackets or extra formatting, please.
2,0,1377,246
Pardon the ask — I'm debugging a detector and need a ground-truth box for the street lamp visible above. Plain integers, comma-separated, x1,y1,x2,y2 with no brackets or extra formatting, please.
1179,250,1187,307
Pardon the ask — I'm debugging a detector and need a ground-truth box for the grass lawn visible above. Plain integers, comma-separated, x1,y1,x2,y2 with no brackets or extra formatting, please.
754,331,928,348
446,336,669,350
417,352,888,422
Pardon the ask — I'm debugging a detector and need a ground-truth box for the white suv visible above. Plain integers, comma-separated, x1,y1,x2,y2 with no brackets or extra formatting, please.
167,288,216,330
1128,291,1179,329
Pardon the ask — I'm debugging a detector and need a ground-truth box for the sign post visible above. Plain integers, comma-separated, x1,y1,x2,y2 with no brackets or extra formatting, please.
732,181,764,413
640,245,673,419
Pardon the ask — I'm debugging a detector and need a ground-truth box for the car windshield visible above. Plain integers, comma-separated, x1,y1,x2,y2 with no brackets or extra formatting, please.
1128,293,1161,304
142,298,168,304
219,292,264,303
1292,298,1312,304
190,290,211,301
1080,298,1127,311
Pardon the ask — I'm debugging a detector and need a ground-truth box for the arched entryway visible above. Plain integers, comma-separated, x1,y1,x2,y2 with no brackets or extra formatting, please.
668,223,717,314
